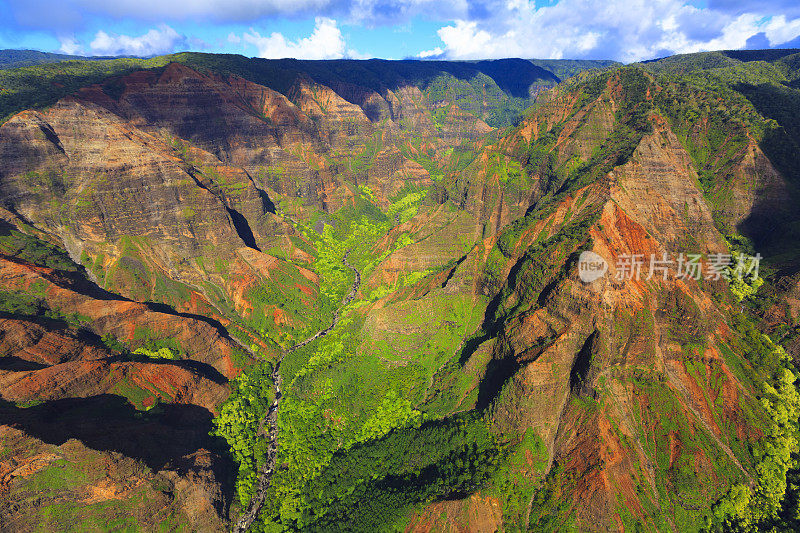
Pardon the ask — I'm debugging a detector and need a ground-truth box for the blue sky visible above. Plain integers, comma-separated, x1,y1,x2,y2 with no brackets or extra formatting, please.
1,0,799,62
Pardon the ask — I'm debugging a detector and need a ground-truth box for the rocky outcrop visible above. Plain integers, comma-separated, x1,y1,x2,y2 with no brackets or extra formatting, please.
0,421,232,531
405,69,782,531
0,255,248,376
0,254,237,528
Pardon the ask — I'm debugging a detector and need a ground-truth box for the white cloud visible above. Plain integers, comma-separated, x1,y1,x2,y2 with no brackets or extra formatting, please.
58,36,83,55
765,15,800,45
88,25,187,56
417,46,444,58
437,21,496,58
243,17,347,59
7,0,800,62
427,0,800,62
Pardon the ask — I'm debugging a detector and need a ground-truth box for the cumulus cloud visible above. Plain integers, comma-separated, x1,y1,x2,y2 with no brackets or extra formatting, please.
764,15,800,45
88,25,187,56
6,0,800,61
58,36,83,55
242,17,347,59
429,0,800,61
417,46,444,58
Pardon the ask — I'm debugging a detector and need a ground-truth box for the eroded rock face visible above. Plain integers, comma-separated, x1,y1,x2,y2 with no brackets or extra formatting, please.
0,60,502,530
0,61,496,344
0,254,238,528
403,69,786,531
0,425,232,532
0,256,247,377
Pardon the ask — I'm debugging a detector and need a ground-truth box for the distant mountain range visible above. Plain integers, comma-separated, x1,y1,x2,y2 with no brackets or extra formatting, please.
0,49,122,69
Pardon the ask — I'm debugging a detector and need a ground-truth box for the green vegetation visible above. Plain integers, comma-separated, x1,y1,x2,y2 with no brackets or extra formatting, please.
529,58,621,80
707,311,800,532
0,290,90,329
132,346,180,360
648,51,800,263
0,221,78,271
212,363,276,505
0,290,53,318
713,363,799,530
240,263,325,347
527,462,578,532
386,189,427,224
100,333,128,353
0,56,175,122
265,310,437,521
628,369,745,531
260,412,501,531
654,75,757,194
490,427,549,529
207,160,501,530
490,210,600,322
131,327,185,360
728,251,765,301
0,49,89,70
555,68,654,194
423,71,535,127
0,51,568,127
5,444,190,532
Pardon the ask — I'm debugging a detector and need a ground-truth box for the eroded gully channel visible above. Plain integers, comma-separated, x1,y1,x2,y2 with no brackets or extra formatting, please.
232,251,361,533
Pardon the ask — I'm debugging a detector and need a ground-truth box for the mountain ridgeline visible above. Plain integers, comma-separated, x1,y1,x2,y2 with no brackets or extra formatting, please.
1,49,800,532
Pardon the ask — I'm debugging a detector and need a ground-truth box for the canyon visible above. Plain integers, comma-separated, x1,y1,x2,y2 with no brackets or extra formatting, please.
1,49,800,531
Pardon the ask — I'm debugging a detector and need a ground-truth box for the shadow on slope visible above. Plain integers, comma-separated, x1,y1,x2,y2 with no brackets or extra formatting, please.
1,394,232,474
734,82,800,265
